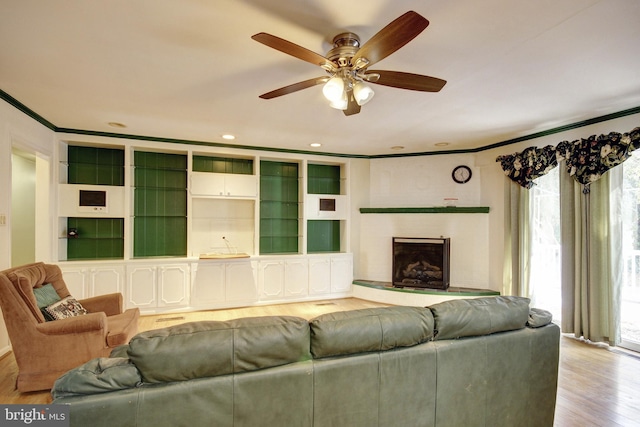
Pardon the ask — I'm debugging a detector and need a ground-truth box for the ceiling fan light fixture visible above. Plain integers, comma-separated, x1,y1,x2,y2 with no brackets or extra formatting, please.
329,92,348,110
353,82,375,106
322,76,345,102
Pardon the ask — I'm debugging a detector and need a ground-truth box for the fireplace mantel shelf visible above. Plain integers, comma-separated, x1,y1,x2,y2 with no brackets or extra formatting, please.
359,207,490,214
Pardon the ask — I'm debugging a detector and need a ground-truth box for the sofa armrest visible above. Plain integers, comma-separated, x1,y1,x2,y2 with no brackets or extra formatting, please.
79,293,123,316
35,312,108,335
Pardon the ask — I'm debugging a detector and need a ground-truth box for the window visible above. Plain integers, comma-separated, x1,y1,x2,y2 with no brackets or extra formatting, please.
621,154,640,350
530,167,561,321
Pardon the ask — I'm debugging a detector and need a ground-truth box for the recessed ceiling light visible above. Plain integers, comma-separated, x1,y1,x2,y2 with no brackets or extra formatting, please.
222,134,236,140
435,142,450,147
390,145,405,150
310,143,322,147
107,122,127,128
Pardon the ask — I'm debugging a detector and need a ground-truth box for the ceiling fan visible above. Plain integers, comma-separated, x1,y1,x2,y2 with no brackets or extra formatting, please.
251,11,446,116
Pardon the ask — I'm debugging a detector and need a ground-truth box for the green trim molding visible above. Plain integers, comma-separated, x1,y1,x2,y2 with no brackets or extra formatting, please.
359,207,490,214
2,87,640,159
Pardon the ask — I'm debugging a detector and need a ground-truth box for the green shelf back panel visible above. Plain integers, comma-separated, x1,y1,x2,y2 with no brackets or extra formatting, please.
134,188,187,217
68,146,124,186
134,151,187,257
66,218,124,260
308,164,341,195
133,216,187,257
260,160,299,254
307,220,341,253
193,155,253,174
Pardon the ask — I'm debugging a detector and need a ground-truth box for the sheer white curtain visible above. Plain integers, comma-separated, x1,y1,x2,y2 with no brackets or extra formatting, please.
503,179,531,298
559,163,622,345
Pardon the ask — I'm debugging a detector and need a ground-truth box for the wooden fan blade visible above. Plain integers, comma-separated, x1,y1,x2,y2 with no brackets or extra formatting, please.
252,32,336,71
368,70,446,92
343,90,361,116
351,11,429,68
259,76,329,99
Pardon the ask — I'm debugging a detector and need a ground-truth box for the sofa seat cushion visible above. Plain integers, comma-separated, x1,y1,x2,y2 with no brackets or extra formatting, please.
430,296,530,340
126,316,311,383
310,306,434,358
106,308,140,347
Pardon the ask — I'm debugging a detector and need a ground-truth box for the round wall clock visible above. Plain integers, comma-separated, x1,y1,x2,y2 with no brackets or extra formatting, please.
452,165,472,184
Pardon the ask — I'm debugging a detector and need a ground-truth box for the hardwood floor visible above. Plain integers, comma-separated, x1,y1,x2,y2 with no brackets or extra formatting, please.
1,298,639,426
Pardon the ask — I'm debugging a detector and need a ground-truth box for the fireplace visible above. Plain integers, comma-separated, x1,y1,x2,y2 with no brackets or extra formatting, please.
392,237,450,290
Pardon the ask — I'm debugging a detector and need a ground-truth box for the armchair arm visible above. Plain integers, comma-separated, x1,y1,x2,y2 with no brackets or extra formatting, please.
35,312,108,335
79,293,123,316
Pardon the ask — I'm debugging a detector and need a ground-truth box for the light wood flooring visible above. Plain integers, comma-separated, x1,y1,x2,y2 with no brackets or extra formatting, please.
1,298,640,426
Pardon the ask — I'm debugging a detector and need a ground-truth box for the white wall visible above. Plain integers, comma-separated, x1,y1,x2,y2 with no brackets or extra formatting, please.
359,153,492,288
0,99,56,355
356,112,640,293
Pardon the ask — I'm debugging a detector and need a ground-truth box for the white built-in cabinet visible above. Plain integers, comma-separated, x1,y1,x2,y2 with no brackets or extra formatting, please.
56,142,353,314
125,263,190,311
60,264,125,300
191,259,258,307
59,254,352,313
258,257,309,301
257,254,351,303
190,172,257,197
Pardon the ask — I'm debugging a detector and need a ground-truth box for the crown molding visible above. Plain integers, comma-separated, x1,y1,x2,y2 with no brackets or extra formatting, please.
2,88,639,159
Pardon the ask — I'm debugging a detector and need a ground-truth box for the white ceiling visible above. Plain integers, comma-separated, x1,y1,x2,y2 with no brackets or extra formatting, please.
1,0,639,156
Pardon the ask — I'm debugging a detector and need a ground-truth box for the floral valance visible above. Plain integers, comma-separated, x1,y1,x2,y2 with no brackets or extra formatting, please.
496,145,558,189
497,126,640,192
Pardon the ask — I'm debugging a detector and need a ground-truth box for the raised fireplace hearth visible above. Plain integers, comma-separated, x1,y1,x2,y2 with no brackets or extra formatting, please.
392,237,450,290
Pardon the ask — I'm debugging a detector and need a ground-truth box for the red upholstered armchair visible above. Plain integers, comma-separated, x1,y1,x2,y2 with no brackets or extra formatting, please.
0,262,140,392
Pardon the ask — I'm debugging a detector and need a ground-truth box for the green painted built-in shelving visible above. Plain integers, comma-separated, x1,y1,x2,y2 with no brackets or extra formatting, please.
192,155,253,174
307,164,342,253
133,151,187,257
359,207,490,214
68,145,124,186
260,160,299,254
65,146,125,260
67,217,124,260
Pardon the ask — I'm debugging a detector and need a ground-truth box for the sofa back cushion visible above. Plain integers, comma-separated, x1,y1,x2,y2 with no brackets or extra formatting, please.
309,306,434,358
430,296,530,340
127,316,310,383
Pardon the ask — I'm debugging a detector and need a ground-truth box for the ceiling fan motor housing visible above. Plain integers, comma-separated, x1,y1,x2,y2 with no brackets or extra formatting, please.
327,32,361,67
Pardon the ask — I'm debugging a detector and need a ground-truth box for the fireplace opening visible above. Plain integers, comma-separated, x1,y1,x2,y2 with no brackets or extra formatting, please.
392,237,450,290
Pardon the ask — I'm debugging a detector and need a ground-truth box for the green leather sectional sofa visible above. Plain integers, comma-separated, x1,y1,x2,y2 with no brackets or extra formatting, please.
52,296,560,427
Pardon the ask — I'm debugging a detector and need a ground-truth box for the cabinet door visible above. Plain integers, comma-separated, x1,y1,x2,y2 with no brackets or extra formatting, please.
157,264,190,308
224,174,257,197
225,260,258,302
285,258,309,297
258,260,284,300
191,172,225,196
309,257,331,295
330,255,353,293
60,267,88,299
90,266,125,296
127,265,157,309
192,262,225,305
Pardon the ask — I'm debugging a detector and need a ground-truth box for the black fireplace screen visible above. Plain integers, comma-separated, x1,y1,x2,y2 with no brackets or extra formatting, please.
392,237,450,290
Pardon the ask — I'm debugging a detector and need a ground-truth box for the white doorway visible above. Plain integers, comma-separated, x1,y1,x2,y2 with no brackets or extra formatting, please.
10,147,51,267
